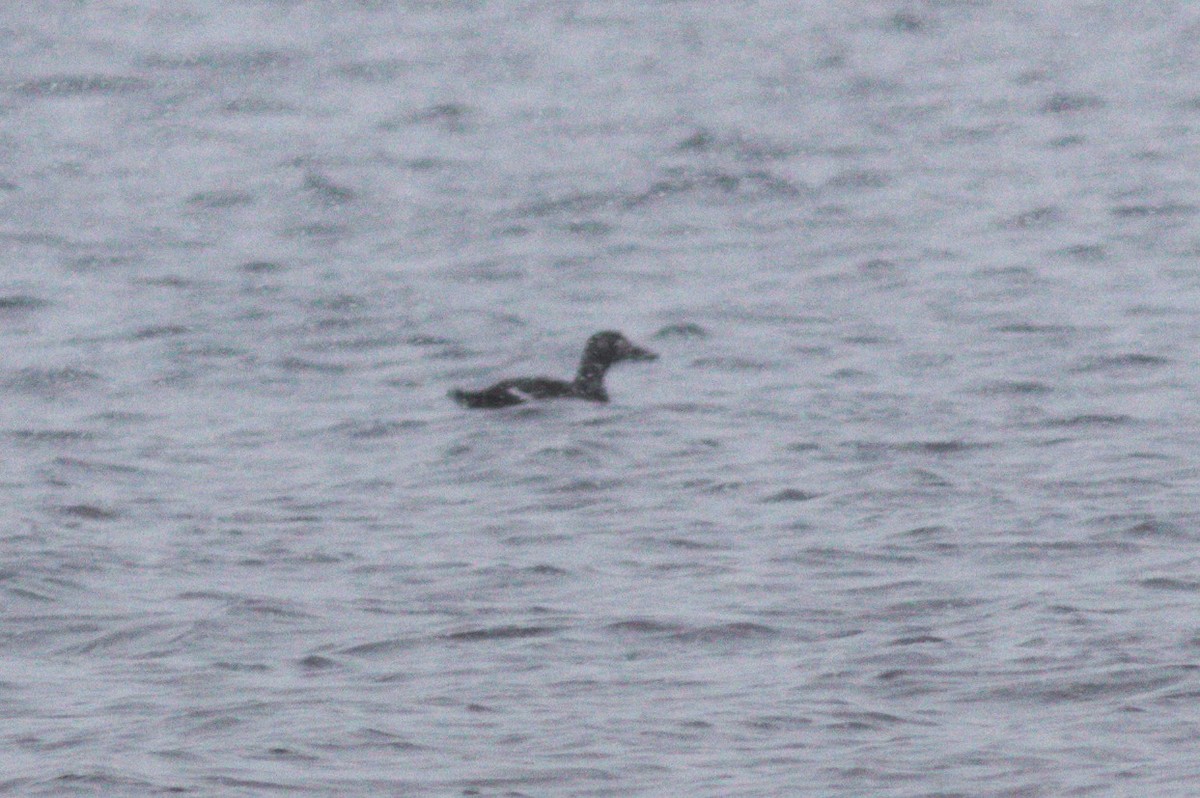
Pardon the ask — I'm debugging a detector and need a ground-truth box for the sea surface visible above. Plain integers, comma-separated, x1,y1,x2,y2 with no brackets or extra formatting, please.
2,1,1200,795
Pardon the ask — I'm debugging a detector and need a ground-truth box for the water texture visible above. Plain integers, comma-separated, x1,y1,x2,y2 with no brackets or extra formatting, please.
2,1,1200,795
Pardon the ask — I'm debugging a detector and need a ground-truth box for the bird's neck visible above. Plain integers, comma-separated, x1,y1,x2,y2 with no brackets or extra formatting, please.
573,360,610,400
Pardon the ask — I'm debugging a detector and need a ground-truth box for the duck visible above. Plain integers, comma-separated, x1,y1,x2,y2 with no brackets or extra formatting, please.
450,330,658,408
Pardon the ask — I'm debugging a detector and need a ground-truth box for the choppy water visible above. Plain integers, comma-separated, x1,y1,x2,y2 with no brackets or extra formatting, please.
3,1,1200,795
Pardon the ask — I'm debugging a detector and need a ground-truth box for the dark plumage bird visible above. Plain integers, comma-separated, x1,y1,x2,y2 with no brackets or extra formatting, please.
450,330,658,409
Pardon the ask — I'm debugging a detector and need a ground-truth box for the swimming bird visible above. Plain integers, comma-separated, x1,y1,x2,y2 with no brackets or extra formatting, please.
450,330,658,409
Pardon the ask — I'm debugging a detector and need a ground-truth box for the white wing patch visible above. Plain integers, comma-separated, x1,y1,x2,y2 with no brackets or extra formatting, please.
505,386,534,404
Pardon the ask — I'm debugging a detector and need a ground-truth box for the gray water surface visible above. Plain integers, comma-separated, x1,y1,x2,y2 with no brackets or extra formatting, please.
2,2,1200,795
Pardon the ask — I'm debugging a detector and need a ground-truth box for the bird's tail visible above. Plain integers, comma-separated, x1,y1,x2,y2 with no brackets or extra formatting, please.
448,388,475,407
